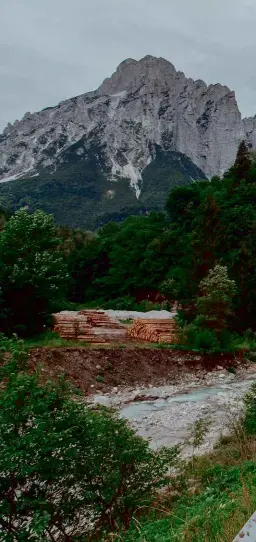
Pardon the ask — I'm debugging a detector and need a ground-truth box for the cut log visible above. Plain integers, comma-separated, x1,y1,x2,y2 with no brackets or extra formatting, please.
127,319,178,344
52,313,106,343
78,310,123,328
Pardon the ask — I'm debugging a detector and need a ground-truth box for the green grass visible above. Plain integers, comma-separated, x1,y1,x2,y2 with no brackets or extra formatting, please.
53,299,103,312
119,319,133,325
21,319,256,359
150,342,176,349
23,330,88,349
56,299,164,312
95,374,105,383
120,434,256,542
234,336,256,352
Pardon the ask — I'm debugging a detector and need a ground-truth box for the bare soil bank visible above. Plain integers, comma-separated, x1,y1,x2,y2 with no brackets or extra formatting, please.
28,347,246,395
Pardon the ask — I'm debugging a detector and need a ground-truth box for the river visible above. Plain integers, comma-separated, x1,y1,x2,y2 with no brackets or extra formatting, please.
91,366,256,455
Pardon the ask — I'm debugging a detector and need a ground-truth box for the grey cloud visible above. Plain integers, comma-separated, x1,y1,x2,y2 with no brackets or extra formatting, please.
1,0,256,130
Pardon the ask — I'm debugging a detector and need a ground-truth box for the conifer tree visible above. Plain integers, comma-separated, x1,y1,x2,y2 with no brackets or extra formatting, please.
234,140,251,183
196,265,237,334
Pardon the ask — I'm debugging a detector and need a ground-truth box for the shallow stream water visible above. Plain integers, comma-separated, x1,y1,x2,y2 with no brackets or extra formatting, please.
92,370,256,454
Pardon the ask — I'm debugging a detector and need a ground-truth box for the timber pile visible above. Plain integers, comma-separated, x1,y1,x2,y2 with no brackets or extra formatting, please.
78,310,123,329
127,319,177,344
53,313,106,343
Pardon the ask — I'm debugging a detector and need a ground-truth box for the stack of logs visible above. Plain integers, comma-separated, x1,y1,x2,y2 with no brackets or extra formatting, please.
128,319,177,344
78,310,123,328
78,310,126,341
53,313,106,344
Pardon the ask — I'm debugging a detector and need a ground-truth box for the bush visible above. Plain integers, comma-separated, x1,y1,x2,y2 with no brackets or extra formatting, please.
218,329,237,351
0,337,178,540
104,296,137,310
103,297,163,312
243,382,256,435
138,300,163,312
243,328,256,350
179,323,220,353
178,318,239,353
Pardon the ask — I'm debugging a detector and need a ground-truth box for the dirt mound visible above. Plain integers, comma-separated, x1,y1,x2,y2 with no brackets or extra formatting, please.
28,347,245,395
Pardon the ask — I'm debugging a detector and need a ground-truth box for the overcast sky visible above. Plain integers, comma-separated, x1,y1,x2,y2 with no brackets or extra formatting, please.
1,0,256,131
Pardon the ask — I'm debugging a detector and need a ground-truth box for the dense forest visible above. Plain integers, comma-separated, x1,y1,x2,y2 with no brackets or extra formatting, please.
0,141,255,349
62,141,256,336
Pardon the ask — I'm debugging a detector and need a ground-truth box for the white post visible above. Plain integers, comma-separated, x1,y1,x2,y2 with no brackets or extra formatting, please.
233,512,256,541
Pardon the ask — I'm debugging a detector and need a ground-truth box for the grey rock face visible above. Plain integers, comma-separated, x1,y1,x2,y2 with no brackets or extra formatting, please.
0,55,254,193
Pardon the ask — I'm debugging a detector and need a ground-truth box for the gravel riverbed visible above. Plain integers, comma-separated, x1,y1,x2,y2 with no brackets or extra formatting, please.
91,366,256,456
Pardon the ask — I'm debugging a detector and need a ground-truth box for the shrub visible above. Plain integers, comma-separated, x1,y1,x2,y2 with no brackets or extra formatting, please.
179,323,220,353
103,297,163,312
95,374,104,383
104,296,137,310
218,329,237,351
138,300,162,312
243,383,256,435
0,337,178,540
159,277,176,299
178,322,239,353
243,328,256,350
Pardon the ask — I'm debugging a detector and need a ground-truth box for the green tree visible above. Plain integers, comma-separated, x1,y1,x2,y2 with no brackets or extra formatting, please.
196,265,237,334
90,214,169,300
0,338,177,540
192,193,222,281
0,210,68,336
234,140,251,183
244,382,256,435
57,226,97,302
185,417,211,469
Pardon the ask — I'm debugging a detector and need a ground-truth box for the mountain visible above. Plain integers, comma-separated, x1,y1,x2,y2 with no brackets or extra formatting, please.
0,55,255,229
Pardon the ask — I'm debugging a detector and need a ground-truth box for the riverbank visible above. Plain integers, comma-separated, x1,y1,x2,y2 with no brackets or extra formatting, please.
28,346,247,394
91,366,256,454
28,346,254,456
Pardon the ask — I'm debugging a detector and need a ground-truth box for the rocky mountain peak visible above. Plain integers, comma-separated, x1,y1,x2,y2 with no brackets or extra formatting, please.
0,55,255,191
97,55,177,96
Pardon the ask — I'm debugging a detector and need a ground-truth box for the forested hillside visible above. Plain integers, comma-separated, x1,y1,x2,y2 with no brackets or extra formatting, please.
63,142,256,334
0,146,205,230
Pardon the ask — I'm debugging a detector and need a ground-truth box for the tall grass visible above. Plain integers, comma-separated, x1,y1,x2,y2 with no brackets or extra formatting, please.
23,330,88,348
119,413,256,542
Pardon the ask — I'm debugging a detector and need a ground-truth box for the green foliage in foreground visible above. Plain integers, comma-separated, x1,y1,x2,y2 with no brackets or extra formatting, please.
119,382,256,542
0,337,177,540
0,334,256,541
244,382,256,435
121,465,256,542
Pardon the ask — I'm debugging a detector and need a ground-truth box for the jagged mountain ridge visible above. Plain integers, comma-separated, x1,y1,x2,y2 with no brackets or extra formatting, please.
1,54,255,189
0,55,255,229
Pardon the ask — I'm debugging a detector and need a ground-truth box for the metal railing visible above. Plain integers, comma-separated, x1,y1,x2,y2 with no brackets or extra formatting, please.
233,512,256,541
